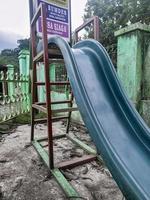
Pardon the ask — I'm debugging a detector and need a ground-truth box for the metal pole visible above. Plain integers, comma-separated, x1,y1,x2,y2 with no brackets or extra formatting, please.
30,0,39,142
41,3,54,169
94,16,100,41
74,16,100,43
69,0,72,46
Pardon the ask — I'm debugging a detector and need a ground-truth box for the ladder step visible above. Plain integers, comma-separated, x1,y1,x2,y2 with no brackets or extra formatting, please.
52,107,78,114
35,100,72,105
49,59,64,64
34,118,47,123
32,104,77,114
57,155,97,170
34,116,68,123
33,50,63,62
32,104,47,113
36,133,66,142
35,81,70,86
33,51,44,62
52,116,68,122
52,100,72,105
51,81,70,85
34,102,46,106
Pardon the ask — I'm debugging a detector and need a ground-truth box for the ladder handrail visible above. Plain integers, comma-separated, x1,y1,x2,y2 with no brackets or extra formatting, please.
74,16,100,43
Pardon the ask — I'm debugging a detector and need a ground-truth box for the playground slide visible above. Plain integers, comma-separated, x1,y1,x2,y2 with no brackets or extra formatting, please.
40,36,150,200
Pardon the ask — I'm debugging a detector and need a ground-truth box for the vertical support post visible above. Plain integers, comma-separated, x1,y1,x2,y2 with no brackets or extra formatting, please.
94,16,100,41
18,50,30,94
29,0,33,137
115,23,143,106
139,29,150,125
29,0,37,142
69,0,72,46
115,22,150,125
26,50,30,74
7,64,14,99
25,51,30,97
66,92,74,133
31,22,38,142
3,68,8,96
28,0,34,22
18,49,30,76
41,3,54,169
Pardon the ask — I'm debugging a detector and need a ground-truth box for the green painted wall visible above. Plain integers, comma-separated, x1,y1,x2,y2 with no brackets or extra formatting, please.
18,50,30,113
116,29,142,106
142,33,150,99
18,50,30,76
7,64,15,98
115,22,150,125
37,63,45,102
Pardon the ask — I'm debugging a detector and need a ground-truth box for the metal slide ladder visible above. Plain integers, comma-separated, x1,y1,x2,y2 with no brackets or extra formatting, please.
29,1,100,198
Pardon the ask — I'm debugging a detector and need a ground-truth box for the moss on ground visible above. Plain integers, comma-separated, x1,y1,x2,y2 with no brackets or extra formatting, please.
14,112,47,124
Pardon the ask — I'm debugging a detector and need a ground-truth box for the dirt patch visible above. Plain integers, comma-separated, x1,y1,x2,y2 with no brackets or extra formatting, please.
0,122,124,200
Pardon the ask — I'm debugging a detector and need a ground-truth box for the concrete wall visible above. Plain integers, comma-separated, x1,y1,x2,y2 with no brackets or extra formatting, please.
116,31,142,106
115,22,150,125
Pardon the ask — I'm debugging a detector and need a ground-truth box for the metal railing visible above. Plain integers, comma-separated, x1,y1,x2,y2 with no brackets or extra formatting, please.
0,71,30,122
74,16,100,43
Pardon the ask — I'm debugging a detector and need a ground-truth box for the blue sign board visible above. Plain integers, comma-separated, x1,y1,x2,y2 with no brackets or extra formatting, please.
35,0,71,42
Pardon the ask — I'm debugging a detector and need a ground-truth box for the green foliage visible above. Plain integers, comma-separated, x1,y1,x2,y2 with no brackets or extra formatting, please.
17,39,30,50
0,48,19,69
14,112,47,124
84,0,150,46
14,113,31,124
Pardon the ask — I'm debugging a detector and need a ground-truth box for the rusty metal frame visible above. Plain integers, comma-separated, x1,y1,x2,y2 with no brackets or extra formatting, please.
74,16,100,43
29,1,101,198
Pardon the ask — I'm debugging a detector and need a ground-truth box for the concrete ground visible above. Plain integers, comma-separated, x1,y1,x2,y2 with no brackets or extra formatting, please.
0,121,124,200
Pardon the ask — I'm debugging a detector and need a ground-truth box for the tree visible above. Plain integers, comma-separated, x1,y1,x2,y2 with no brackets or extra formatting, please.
0,48,19,69
84,0,150,47
17,38,30,51
1,48,19,56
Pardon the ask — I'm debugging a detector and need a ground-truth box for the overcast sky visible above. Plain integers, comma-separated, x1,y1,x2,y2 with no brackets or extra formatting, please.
0,0,87,50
